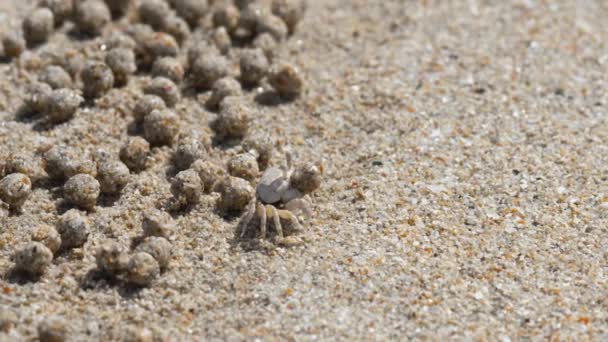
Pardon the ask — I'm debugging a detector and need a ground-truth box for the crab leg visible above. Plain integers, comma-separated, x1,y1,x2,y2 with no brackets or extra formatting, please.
239,199,257,238
278,209,303,232
257,202,267,239
267,205,284,239
274,210,305,247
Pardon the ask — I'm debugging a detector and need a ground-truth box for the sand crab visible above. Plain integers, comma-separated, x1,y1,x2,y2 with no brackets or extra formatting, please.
238,161,322,246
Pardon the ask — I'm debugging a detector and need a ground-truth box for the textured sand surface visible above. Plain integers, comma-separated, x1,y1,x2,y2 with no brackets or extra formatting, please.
2,0,608,340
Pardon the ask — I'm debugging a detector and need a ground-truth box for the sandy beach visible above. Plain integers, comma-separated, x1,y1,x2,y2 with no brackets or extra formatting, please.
2,0,608,340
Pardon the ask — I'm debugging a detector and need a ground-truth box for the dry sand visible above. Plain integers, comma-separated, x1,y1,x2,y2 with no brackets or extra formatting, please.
2,0,608,340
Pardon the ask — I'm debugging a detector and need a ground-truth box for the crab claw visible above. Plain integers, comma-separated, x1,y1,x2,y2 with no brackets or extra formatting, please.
290,163,322,194
285,197,312,219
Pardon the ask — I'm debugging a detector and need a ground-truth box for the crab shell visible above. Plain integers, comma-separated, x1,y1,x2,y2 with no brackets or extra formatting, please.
256,167,303,205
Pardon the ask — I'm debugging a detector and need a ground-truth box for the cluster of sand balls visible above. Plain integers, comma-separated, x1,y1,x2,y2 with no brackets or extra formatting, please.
11,207,172,288
6,0,306,129
12,210,89,276
41,146,130,210
95,210,173,287
4,0,310,289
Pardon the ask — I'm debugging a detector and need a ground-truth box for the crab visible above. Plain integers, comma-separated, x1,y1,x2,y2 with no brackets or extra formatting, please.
238,161,322,246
